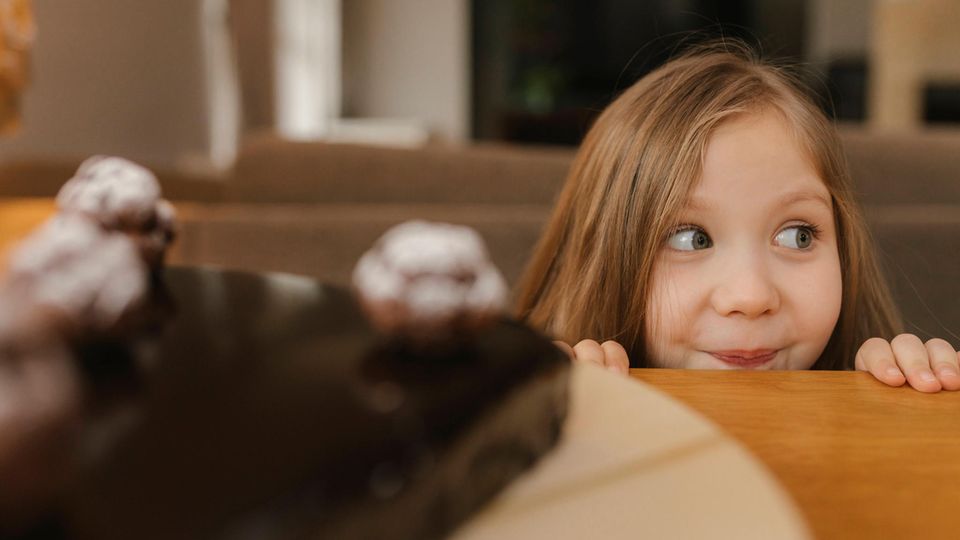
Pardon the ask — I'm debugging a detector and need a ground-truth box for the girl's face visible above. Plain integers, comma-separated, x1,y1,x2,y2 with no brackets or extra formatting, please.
645,110,842,370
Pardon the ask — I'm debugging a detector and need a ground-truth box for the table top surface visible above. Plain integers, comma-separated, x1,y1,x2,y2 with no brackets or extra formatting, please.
631,368,960,540
454,363,810,540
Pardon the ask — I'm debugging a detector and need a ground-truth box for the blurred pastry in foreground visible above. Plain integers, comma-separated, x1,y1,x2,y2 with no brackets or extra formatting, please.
352,221,508,343
4,214,148,335
56,156,177,267
0,299,81,526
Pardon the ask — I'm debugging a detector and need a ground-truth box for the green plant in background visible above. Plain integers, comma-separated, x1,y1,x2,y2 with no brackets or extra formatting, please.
508,0,569,115
519,65,565,114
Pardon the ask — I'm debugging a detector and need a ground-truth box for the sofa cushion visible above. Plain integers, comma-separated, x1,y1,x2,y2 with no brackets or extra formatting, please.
170,202,553,291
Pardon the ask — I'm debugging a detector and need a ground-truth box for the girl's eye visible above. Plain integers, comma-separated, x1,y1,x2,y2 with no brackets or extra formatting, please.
667,227,713,251
775,226,816,250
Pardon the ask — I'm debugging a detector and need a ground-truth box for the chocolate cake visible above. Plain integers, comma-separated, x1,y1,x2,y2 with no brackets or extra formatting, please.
2,159,568,538
0,298,82,528
7,266,569,540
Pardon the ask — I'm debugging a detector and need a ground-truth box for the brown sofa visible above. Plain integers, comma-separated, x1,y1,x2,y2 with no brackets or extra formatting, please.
2,127,959,342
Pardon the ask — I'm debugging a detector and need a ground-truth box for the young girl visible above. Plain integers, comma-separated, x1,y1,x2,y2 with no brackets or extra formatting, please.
515,40,960,393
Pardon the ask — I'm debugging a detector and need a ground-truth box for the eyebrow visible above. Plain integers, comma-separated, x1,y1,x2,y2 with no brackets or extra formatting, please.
777,190,832,210
684,190,832,212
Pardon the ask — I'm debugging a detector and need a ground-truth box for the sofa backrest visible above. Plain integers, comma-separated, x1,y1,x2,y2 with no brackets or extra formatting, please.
227,134,574,205
227,128,960,208
841,127,960,205
867,205,960,340
0,159,226,201
5,127,959,208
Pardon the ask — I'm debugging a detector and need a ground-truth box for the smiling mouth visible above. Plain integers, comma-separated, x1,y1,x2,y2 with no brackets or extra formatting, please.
708,349,778,368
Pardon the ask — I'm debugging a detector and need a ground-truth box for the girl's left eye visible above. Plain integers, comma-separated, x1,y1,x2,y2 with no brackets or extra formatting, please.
775,225,817,250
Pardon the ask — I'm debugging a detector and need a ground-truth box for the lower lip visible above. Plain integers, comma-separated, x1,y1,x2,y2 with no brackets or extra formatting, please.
709,351,778,368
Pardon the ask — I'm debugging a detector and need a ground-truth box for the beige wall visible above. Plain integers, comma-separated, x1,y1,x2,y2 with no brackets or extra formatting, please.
870,0,960,130
341,0,469,142
230,0,275,131
0,0,214,168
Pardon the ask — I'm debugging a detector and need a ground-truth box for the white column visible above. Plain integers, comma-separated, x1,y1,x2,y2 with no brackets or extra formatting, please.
200,0,241,170
273,0,341,140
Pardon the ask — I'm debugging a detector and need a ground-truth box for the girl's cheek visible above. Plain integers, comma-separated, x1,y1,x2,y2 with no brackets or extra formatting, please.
813,256,843,346
651,261,701,317
783,251,842,362
644,261,694,367
643,264,668,366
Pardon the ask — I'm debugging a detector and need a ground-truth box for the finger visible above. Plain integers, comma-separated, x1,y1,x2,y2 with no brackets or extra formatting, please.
553,340,575,361
600,340,629,375
924,339,960,391
572,339,605,369
856,338,905,386
891,334,941,392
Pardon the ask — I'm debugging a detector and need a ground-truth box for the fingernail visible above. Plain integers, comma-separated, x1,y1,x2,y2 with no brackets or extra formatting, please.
938,366,959,378
886,368,903,379
920,371,937,383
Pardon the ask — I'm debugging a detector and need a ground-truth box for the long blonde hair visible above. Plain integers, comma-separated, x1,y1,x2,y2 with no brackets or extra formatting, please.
514,40,902,369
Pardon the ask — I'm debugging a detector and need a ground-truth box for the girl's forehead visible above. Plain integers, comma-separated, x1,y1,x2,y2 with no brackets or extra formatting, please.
683,186,832,215
693,109,829,203
704,110,810,168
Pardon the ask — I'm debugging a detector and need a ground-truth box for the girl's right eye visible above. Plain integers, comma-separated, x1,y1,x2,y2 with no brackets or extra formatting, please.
667,227,713,251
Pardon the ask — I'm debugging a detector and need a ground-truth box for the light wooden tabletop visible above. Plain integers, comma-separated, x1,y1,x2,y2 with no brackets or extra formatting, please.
631,369,960,540
456,364,810,539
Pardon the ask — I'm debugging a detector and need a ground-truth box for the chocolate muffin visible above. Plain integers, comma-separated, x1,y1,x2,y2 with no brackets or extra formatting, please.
0,298,82,530
55,156,177,267
4,214,148,335
352,221,509,345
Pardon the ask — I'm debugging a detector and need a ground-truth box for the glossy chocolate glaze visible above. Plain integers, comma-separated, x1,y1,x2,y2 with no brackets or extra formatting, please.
13,266,568,539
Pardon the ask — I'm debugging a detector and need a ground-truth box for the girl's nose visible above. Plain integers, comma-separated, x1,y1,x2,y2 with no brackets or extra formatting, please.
710,256,781,318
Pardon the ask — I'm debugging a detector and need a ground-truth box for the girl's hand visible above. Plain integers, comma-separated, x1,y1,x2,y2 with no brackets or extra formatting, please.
553,339,630,375
856,334,960,392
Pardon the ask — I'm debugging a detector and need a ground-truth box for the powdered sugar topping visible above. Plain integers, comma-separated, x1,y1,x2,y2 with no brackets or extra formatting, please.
56,156,162,227
6,215,148,329
353,221,507,322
